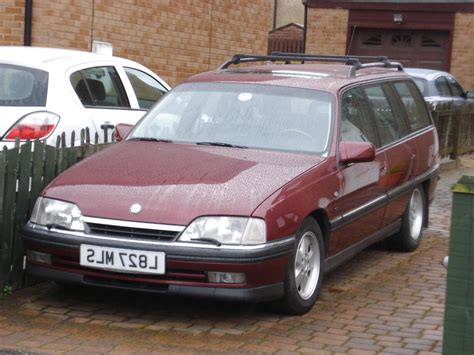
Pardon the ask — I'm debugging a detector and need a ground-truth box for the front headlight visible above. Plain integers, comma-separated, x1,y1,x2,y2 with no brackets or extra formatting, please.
30,197,85,231
179,216,266,245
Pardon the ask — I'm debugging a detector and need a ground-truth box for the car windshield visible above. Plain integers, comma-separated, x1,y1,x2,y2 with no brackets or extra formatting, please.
0,64,49,106
130,82,335,154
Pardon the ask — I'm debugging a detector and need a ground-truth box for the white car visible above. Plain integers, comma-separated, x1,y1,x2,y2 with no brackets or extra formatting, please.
0,47,170,148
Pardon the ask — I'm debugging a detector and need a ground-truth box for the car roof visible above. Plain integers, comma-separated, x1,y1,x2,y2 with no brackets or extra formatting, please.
404,67,450,80
0,46,136,70
183,63,411,94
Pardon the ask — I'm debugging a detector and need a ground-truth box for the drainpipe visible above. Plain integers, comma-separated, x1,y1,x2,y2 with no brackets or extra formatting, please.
302,0,308,54
24,0,33,46
273,0,278,30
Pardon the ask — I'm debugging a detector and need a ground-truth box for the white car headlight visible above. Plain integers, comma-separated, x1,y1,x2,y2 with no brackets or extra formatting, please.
179,217,266,245
30,197,85,231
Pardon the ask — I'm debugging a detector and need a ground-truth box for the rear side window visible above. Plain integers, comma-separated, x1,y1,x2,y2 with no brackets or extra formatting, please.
393,81,432,132
363,84,410,147
124,67,166,109
434,76,451,96
341,87,378,146
446,76,465,97
70,66,129,108
0,64,48,106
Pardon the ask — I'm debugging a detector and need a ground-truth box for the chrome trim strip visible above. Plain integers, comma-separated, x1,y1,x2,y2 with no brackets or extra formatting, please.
329,194,387,229
342,194,386,221
29,222,294,251
83,216,185,233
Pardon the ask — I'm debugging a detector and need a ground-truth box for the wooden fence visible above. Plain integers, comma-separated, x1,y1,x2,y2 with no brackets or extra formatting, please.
267,37,304,55
428,101,474,159
0,129,112,295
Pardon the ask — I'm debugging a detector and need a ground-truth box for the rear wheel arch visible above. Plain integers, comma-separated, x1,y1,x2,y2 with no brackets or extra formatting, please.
420,179,432,228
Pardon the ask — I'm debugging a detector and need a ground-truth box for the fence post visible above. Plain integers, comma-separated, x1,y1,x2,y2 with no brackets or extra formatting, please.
0,147,7,293
450,107,463,160
1,144,20,293
11,140,33,289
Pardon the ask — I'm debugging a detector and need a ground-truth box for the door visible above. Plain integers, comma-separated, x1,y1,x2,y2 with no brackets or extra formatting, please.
70,65,144,142
363,82,415,226
349,28,450,71
330,86,388,254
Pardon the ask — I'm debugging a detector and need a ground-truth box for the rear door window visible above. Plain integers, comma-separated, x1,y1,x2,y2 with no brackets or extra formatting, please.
446,76,465,97
70,66,130,108
434,76,451,96
363,84,410,146
393,81,432,132
0,64,48,106
124,67,167,109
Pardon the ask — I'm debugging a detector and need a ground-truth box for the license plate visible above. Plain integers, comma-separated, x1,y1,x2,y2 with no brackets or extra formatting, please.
80,244,165,274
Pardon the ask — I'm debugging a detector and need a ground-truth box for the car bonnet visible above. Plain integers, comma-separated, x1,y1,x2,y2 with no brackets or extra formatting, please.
42,141,323,226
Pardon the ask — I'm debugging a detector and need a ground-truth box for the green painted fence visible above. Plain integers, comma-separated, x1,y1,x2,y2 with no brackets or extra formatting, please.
443,176,474,354
0,129,112,295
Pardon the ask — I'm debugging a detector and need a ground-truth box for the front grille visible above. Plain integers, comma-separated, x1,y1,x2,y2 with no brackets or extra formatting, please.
86,222,180,242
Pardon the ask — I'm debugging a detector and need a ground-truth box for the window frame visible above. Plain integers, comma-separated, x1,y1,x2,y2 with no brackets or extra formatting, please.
339,86,380,147
124,66,168,110
390,79,434,133
361,82,411,148
434,76,452,97
446,75,465,98
70,65,131,109
338,77,431,153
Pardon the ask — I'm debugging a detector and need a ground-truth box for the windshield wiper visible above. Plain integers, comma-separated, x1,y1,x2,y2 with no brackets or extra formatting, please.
191,237,222,247
196,141,248,149
128,137,173,143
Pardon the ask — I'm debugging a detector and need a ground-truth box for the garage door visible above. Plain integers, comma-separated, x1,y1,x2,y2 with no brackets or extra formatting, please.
348,29,449,71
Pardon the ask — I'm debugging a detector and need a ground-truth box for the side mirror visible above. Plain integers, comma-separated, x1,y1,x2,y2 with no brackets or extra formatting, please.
466,91,474,99
339,141,375,165
114,123,134,142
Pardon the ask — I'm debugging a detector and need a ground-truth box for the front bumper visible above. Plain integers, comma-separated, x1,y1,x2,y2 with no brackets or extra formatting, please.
23,222,294,302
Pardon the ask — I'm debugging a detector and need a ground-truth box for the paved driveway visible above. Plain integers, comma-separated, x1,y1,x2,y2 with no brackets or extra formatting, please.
1,157,473,354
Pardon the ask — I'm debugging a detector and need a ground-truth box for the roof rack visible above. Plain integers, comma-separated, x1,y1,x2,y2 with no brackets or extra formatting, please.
218,53,404,77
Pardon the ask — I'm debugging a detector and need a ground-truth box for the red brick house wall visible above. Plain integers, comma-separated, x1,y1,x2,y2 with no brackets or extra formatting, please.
0,0,25,45
0,0,271,86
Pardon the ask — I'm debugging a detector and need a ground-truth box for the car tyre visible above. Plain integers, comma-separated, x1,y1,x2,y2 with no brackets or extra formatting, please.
389,186,426,252
280,218,324,315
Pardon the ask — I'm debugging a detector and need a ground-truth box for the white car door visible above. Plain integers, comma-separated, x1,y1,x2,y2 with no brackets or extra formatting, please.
69,65,142,143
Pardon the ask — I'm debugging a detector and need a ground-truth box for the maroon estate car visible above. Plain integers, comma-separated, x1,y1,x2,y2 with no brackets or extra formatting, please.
23,54,439,315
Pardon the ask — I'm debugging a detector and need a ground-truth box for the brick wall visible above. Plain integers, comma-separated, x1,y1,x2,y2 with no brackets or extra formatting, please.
11,0,270,86
305,8,348,55
0,0,25,46
451,13,474,90
31,0,93,51
207,0,271,70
